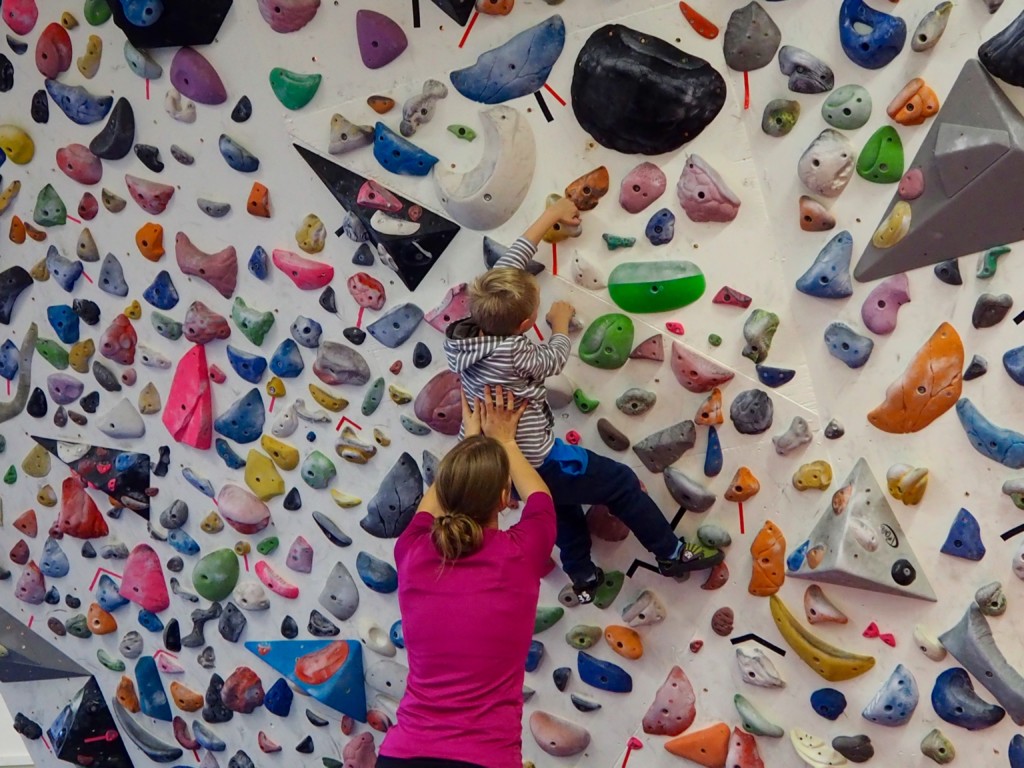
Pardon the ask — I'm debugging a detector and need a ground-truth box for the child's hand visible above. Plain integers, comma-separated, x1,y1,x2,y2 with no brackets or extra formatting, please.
550,197,581,227
546,300,575,331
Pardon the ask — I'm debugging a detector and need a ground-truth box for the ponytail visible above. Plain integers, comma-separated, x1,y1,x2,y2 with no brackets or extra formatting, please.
431,514,485,562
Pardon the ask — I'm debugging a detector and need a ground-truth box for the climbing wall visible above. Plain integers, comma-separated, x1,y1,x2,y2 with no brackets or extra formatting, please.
1,0,1024,766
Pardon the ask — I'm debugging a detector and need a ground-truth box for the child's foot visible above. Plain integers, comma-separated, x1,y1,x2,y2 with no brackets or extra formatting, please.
657,538,724,577
571,567,604,605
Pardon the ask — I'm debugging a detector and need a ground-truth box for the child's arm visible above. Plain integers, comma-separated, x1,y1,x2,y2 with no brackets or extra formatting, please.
494,198,580,270
515,300,574,378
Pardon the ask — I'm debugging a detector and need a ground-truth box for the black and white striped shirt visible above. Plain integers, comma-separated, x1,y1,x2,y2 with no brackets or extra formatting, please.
444,238,571,467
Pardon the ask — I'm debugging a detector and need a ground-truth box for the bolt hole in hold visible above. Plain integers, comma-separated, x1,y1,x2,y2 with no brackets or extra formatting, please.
372,41,379,47
698,191,705,199
917,386,926,394
819,276,829,284
841,343,850,350
843,107,852,116
877,300,886,308
484,193,492,202
812,159,821,167
650,285,659,293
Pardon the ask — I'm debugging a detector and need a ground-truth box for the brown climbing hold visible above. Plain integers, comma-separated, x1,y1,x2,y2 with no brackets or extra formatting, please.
117,675,141,713
701,561,729,590
24,222,46,242
169,681,204,711
724,466,760,502
886,77,940,126
694,387,724,425
367,95,396,114
664,722,731,766
9,215,26,244
798,196,835,232
247,182,271,218
586,504,629,542
565,166,610,211
748,520,785,597
711,607,734,636
86,602,117,634
604,625,643,660
867,322,963,434
804,584,848,625
643,666,696,736
136,223,165,261
13,509,37,537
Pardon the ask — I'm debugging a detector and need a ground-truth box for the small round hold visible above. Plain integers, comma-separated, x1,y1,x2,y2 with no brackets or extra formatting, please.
319,286,337,314
553,667,571,692
232,95,253,123
306,431,316,442
166,556,184,572
891,558,916,586
412,342,432,369
343,327,366,345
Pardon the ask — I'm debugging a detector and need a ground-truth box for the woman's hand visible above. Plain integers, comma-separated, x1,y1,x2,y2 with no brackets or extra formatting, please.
461,388,482,438
480,385,526,445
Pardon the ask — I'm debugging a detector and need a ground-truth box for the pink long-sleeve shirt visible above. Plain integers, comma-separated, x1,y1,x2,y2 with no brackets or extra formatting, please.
379,492,556,768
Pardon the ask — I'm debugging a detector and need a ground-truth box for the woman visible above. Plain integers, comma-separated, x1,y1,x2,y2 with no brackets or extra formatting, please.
377,385,556,768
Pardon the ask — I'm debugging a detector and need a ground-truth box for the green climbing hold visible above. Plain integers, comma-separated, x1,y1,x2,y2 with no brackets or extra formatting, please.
708,334,722,347
34,184,68,227
36,338,70,370
269,68,322,110
977,246,1010,279
573,389,599,414
602,234,636,251
192,548,240,602
257,536,280,555
0,435,6,454
579,314,634,370
608,262,706,313
447,124,476,141
97,648,125,672
231,297,276,346
3,466,15,485
534,605,565,634
821,84,871,130
362,377,385,416
152,312,183,340
84,0,112,26
300,450,337,490
856,125,903,184
593,570,625,609
565,624,602,650
66,614,92,638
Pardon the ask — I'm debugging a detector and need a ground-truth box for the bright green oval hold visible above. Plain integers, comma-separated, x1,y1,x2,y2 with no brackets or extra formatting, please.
269,68,322,110
257,536,279,555
580,314,634,370
534,605,565,634
447,124,476,141
573,389,599,414
192,548,240,601
593,570,624,609
34,184,68,227
36,338,69,369
708,333,722,347
857,125,903,184
608,261,705,313
84,0,113,26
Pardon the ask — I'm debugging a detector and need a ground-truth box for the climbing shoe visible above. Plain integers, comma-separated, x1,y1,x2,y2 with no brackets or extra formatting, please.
571,567,604,605
657,539,724,577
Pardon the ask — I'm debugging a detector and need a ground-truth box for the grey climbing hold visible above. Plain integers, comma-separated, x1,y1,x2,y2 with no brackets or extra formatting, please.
778,45,834,94
724,2,781,72
319,561,360,620
615,388,656,416
972,293,1013,329
632,420,696,473
361,453,423,537
159,500,188,530
730,389,774,434
97,397,145,439
824,322,874,368
98,253,129,297
290,316,322,348
663,467,716,512
313,342,371,386
861,663,918,726
367,303,424,348
773,416,812,455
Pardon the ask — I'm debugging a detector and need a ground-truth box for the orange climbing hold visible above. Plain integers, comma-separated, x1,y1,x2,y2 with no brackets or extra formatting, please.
13,509,37,537
8,215,25,244
87,602,117,634
476,0,514,15
24,221,45,241
748,520,786,597
694,387,723,425
678,2,719,39
798,196,836,232
169,681,204,711
565,166,610,211
367,95,396,114
117,675,141,713
664,722,731,766
867,322,963,434
136,222,165,261
604,625,644,660
247,182,271,218
724,466,759,502
886,77,940,126
296,640,350,686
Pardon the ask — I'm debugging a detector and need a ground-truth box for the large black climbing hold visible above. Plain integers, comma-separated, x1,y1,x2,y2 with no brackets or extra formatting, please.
980,9,1024,87
27,387,47,418
571,25,726,155
203,673,234,723
110,0,234,48
89,97,135,161
431,0,475,26
30,89,48,124
13,713,41,739
0,267,33,325
72,298,102,326
48,676,136,768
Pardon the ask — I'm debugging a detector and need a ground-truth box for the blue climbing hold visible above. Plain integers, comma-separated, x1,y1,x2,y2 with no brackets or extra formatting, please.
824,322,874,368
98,253,129,297
956,399,1024,469
291,316,323,348
96,573,130,612
39,537,70,578
704,426,723,478
795,231,853,298
270,338,304,378
940,508,985,561
167,529,200,556
1003,346,1024,386
811,688,847,720
862,663,918,726
525,640,544,672
838,0,906,70
142,271,179,310
390,620,404,649
367,303,424,349
372,123,438,176
0,340,18,380
578,651,632,693
46,247,84,292
931,667,1005,731
46,305,80,344
214,388,266,444
1011,734,1024,768
134,656,172,721
645,208,675,246
226,346,267,384
193,721,225,751
787,540,809,572
216,437,248,469
44,79,113,125
138,609,163,632
264,678,294,717
355,552,398,594
248,246,269,280
182,467,216,498
450,15,566,104
219,134,260,173
756,364,796,388
119,0,163,27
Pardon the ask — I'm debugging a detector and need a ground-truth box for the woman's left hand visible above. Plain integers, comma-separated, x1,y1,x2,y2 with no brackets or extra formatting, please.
461,387,482,438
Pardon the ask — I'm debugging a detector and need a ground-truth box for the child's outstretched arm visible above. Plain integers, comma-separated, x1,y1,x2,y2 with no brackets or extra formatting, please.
516,300,574,379
494,198,581,271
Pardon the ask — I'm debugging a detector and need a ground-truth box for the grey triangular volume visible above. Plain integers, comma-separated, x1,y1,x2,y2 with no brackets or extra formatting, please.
0,606,91,682
855,59,1024,282
787,458,937,602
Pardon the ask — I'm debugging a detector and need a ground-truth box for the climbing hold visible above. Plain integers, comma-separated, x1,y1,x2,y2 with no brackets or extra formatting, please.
792,460,833,491
579,314,633,369
861,274,910,334
616,388,655,416
886,464,928,505
619,162,667,213
670,342,733,393
730,389,774,435
931,667,1005,730
367,303,423,348
798,196,835,232
921,728,956,764
871,201,911,249
169,47,226,104
630,335,664,362
400,79,447,137
861,663,918,726
609,261,706,313
770,594,875,681
824,322,873,368
912,2,952,52
887,77,940,126
35,22,72,79
973,293,1013,329
0,124,34,164
632,420,696,473
737,645,785,688
762,99,800,138
798,129,855,199
664,466,716,511
749,520,786,597
791,729,847,768
645,208,675,246
839,0,906,69
529,711,590,757
642,665,696,735
734,694,783,738
724,2,781,72
941,508,985,560
664,722,730,765
578,651,631,693
857,126,904,184
57,144,102,185
34,185,68,227
773,416,812,455
218,134,259,173
975,582,1006,617
742,309,779,363
978,10,1024,87
778,45,833,94
804,585,848,626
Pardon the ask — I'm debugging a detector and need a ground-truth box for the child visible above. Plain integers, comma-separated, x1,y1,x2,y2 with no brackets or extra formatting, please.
444,199,723,602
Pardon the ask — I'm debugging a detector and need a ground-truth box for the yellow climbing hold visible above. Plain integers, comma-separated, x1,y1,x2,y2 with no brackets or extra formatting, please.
124,299,142,320
61,11,79,28
69,339,95,373
871,201,911,249
76,34,103,79
330,489,362,509
21,443,51,478
259,434,300,471
388,384,413,405
769,594,875,681
200,511,224,534
296,213,327,254
0,126,35,165
0,180,21,214
244,449,286,500
266,376,286,398
37,484,57,507
309,383,348,412
793,460,833,491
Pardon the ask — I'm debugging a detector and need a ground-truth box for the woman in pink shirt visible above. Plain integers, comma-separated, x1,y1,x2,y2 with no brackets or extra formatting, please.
378,386,556,768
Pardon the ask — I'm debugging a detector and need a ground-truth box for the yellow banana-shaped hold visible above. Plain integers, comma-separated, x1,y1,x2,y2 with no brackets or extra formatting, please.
330,489,362,509
309,383,348,412
0,180,21,213
770,594,875,681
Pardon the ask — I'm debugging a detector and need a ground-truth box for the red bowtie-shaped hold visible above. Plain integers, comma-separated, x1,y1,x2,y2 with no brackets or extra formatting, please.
862,621,880,638
879,633,896,647
627,737,644,750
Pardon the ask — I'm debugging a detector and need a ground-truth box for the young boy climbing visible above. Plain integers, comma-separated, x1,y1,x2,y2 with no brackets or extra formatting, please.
444,198,724,603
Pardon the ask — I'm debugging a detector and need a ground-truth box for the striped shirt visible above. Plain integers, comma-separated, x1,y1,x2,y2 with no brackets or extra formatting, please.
444,238,571,466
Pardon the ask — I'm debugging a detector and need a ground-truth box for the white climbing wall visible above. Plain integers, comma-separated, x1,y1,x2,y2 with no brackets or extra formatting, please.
2,0,1024,766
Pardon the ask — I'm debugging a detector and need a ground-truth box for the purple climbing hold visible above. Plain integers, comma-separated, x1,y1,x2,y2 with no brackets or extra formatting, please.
356,10,407,70
413,370,462,435
170,47,227,105
860,274,910,335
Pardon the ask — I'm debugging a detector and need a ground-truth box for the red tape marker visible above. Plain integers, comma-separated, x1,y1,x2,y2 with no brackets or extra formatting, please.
543,83,566,106
738,501,745,535
743,70,750,110
458,10,479,48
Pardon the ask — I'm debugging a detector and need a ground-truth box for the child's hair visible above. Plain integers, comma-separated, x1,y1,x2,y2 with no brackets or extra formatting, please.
431,435,510,562
469,267,540,336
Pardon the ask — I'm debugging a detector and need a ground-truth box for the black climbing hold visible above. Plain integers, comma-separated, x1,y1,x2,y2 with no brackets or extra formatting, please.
979,9,1024,87
231,95,252,122
12,714,41,740
305,709,329,727
228,750,256,768
6,36,28,56
891,558,916,586
72,298,102,325
0,266,33,325
343,327,366,345
81,541,96,558
30,89,48,124
92,361,121,392
203,673,234,724
134,143,164,173
352,243,375,266
217,602,246,643
27,387,47,418
319,286,337,314
412,341,432,369
308,609,339,637
166,556,184,572
155,445,170,476
553,666,571,692
281,615,299,639
80,391,100,413
0,54,13,92
65,594,81,609
964,354,988,381
89,97,135,161
164,618,182,652
53,406,68,428
296,735,314,754
933,259,962,286
44,587,59,604
283,487,302,511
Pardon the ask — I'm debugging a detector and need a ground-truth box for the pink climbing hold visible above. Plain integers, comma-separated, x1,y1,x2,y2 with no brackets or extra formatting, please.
860,273,910,335
183,301,231,345
343,733,377,768
175,232,238,299
670,341,735,393
254,560,300,599
346,273,386,310
898,167,924,201
35,22,72,79
99,314,138,366
125,175,176,215
3,0,38,35
665,321,685,335
565,430,581,445
119,543,170,613
169,47,228,105
642,665,696,736
258,732,281,753
677,154,741,223
14,561,45,604
257,0,321,33
79,192,99,220
272,249,334,290
619,162,667,214
356,10,408,70
163,345,214,450
725,727,765,768
630,334,665,362
58,477,110,539
425,283,471,333
413,370,462,435
357,180,403,212
209,364,227,384
712,285,752,308
217,484,272,534
56,145,103,185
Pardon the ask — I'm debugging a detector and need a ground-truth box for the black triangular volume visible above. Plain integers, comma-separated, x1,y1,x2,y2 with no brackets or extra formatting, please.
0,607,91,682
110,0,233,48
33,437,152,517
431,0,475,26
49,677,136,767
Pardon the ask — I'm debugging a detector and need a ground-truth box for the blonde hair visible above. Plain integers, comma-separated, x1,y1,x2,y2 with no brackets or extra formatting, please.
431,436,510,562
469,267,540,336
